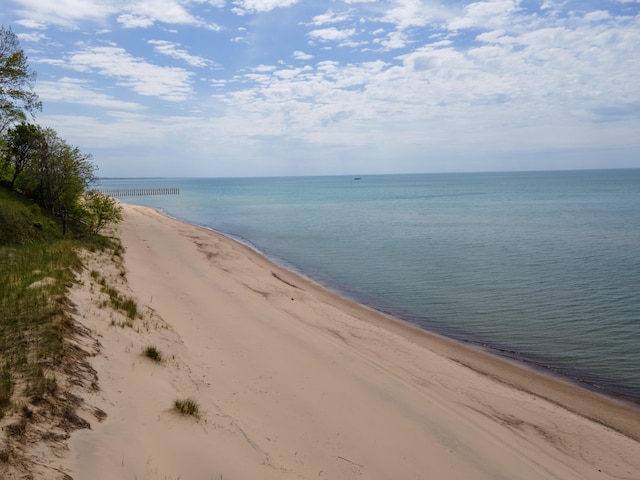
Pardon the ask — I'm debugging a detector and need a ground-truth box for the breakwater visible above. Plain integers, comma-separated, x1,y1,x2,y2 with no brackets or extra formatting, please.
101,188,180,197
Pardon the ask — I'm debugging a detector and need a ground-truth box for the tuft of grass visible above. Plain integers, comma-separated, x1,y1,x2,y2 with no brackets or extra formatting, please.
173,398,200,417
142,345,163,362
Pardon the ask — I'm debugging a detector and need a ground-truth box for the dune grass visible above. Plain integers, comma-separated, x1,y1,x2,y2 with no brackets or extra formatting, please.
142,345,163,362
0,239,80,417
0,185,120,418
90,268,140,321
174,398,200,418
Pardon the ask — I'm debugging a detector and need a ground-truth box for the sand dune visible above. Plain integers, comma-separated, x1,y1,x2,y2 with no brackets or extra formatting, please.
64,203,640,479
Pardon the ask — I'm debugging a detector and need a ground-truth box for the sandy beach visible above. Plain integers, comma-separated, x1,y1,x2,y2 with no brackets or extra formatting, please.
62,203,640,479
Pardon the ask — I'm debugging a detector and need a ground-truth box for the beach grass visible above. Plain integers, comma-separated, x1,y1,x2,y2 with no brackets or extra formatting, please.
173,398,200,417
142,345,163,362
0,238,80,416
0,185,120,418
90,268,140,321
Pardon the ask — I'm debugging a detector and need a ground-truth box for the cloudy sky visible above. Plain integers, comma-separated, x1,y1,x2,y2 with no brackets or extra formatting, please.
2,0,639,177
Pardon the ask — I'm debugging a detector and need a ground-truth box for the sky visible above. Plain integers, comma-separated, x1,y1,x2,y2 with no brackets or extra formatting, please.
2,0,639,177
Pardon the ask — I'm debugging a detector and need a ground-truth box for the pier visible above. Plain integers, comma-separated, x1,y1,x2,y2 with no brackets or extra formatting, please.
100,188,180,197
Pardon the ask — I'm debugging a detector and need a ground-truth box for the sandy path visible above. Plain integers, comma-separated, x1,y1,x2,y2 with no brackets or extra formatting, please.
65,204,640,479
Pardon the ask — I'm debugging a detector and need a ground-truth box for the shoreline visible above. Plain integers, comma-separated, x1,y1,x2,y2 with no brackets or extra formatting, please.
158,204,640,419
206,223,640,441
64,202,640,479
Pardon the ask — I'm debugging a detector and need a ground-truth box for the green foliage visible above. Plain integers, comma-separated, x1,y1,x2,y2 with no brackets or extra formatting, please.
18,127,96,217
82,190,123,234
2,122,41,188
142,345,163,362
174,398,200,417
0,26,41,133
0,184,61,245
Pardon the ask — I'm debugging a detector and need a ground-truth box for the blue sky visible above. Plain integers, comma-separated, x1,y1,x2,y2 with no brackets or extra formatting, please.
2,0,639,177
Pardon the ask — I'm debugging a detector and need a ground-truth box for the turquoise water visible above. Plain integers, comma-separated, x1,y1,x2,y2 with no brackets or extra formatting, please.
99,170,640,403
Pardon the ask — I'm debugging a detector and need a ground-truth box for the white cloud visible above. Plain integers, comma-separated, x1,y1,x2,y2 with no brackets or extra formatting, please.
61,46,195,101
11,0,114,27
148,40,212,67
476,29,516,44
11,0,221,29
232,0,298,15
14,18,47,29
117,14,156,29
120,0,221,29
379,0,434,30
375,31,408,50
36,77,145,111
17,31,48,43
293,50,314,60
584,11,611,22
308,27,356,42
310,9,351,26
252,64,277,72
448,0,519,31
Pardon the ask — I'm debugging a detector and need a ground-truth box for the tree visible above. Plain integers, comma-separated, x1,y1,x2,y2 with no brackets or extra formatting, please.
82,190,123,234
2,122,42,188
20,128,96,220
0,26,42,134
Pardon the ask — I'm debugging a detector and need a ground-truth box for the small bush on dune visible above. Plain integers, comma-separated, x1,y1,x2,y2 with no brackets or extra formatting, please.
142,345,162,362
174,398,199,417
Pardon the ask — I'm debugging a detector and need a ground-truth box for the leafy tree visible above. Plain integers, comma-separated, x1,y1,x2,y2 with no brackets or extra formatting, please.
81,190,123,234
0,26,41,134
20,128,95,225
2,122,42,188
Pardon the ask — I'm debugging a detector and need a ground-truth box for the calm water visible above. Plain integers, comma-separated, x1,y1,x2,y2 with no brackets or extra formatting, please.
99,170,640,403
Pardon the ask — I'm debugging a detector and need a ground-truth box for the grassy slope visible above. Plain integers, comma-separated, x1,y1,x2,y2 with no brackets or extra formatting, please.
0,185,114,475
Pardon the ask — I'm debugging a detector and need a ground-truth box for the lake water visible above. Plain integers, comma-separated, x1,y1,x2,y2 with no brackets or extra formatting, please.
99,170,640,403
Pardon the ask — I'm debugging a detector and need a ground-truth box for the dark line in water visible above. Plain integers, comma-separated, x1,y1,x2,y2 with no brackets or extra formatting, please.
100,188,180,197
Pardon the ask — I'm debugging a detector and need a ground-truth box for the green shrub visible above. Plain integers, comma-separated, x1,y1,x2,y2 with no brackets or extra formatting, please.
174,398,199,417
142,345,162,362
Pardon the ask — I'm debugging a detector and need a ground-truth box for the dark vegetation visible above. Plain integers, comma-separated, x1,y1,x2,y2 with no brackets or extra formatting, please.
142,345,163,363
173,398,200,418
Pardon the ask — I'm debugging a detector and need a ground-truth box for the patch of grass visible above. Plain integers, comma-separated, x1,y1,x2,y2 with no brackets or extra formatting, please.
0,187,61,245
142,345,163,362
115,319,133,328
0,240,78,414
92,270,140,320
0,184,122,421
173,398,200,417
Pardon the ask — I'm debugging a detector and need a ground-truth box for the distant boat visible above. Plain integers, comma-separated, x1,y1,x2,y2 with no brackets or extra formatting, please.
354,177,361,180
